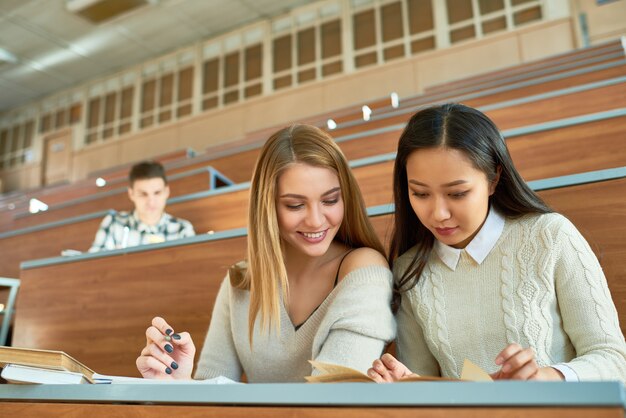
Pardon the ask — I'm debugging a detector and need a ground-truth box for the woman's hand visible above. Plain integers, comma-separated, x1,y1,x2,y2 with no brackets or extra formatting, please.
367,353,415,383
136,316,196,380
491,343,564,381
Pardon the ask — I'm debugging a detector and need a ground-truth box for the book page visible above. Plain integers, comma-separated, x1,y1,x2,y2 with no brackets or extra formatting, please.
91,373,239,385
306,359,493,383
460,359,493,382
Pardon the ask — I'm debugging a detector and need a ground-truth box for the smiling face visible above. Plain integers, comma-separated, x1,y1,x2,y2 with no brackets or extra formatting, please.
405,147,498,249
276,163,344,259
128,177,170,226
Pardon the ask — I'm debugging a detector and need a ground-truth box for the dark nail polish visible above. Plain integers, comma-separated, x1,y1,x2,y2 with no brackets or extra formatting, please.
165,367,172,375
165,329,173,335
165,344,173,353
172,333,181,340
171,361,178,370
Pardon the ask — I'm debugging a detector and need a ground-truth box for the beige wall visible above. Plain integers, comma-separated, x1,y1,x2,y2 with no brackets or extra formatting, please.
0,17,591,189
574,0,626,44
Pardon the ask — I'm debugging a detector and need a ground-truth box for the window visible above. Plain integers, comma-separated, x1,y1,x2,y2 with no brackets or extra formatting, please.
353,8,378,68
381,2,405,61
202,28,265,110
0,119,35,168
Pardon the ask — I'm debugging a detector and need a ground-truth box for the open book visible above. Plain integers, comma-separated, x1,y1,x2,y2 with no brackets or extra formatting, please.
0,346,95,383
306,359,493,383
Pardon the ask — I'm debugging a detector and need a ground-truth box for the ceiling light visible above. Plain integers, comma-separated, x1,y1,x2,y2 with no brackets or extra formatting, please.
95,177,107,187
326,119,337,130
0,48,17,64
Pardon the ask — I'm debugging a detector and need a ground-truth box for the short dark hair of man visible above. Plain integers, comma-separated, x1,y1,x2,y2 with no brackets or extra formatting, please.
129,161,168,187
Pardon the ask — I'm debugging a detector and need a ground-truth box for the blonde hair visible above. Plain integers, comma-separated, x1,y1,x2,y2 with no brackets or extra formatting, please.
230,124,384,343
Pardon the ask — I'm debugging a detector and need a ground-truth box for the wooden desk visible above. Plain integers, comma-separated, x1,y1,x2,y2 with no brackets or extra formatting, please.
0,381,623,417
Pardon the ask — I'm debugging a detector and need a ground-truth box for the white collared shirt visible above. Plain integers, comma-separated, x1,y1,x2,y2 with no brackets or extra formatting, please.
88,210,195,252
432,206,578,382
434,207,505,271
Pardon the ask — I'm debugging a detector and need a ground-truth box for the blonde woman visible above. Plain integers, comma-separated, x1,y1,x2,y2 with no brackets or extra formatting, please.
136,124,396,382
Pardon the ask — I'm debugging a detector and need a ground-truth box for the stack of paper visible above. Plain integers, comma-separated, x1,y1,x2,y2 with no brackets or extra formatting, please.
1,364,88,384
92,373,238,384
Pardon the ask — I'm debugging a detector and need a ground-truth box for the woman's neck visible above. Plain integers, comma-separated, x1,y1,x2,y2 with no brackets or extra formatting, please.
283,241,343,285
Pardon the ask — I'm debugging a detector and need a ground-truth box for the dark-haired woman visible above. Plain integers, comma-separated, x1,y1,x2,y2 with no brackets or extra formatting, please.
368,103,626,382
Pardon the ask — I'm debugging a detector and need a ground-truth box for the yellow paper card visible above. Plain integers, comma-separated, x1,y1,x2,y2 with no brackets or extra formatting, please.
460,359,493,382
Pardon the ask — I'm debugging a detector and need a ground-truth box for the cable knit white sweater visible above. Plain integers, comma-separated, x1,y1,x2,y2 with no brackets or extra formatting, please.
395,213,626,381
194,265,396,382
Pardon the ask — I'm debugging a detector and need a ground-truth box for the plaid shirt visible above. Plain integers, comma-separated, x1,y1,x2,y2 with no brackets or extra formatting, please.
88,210,195,252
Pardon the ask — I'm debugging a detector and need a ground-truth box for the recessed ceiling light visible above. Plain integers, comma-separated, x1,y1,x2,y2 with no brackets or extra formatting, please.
0,48,17,64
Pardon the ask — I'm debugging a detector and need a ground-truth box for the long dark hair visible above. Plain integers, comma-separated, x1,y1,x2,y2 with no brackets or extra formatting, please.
390,103,552,308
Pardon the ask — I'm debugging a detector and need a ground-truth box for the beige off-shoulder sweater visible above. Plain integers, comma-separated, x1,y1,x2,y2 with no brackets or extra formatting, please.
194,265,396,382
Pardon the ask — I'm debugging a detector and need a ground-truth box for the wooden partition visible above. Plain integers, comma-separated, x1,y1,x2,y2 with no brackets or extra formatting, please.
462,61,626,108
424,40,625,94
507,116,626,181
0,215,104,278
330,64,626,138
8,167,219,231
16,234,247,376
86,149,195,182
0,149,196,217
330,77,626,139
13,176,626,377
485,81,626,129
